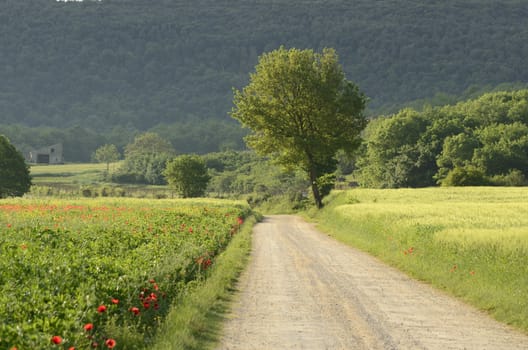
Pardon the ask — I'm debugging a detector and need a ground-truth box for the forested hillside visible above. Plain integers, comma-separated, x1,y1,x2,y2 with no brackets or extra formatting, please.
1,0,528,160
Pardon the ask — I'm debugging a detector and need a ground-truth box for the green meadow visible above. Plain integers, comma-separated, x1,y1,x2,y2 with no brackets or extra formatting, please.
29,163,117,184
311,187,528,333
28,163,174,199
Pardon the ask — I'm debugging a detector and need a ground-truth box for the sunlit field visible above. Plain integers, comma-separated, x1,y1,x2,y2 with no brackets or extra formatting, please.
0,197,250,349
30,162,120,184
314,187,528,332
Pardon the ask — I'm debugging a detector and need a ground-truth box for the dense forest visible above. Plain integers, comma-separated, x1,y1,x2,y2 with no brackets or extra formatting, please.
1,0,528,160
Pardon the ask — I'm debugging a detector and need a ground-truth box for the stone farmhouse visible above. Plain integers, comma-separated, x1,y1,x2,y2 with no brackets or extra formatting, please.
28,143,64,164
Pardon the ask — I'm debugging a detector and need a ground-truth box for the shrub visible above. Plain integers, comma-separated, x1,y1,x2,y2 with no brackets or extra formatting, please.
491,169,527,186
441,165,490,186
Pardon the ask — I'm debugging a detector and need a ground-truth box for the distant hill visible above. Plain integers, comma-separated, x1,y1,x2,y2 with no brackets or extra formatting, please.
1,0,528,160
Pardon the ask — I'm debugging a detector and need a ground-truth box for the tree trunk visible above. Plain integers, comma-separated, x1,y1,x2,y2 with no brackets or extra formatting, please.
309,167,323,209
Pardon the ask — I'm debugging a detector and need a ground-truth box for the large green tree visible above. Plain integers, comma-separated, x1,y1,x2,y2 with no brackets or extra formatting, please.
232,47,367,208
0,135,31,198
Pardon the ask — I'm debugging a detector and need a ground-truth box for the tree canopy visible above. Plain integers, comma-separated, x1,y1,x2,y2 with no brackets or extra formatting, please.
355,90,528,187
232,47,367,207
114,132,175,185
0,135,32,198
164,154,211,198
92,144,120,174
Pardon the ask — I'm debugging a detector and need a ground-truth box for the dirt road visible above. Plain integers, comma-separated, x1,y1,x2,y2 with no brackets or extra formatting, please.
217,215,528,349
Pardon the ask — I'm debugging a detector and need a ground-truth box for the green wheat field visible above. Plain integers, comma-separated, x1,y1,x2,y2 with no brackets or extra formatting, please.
314,187,528,333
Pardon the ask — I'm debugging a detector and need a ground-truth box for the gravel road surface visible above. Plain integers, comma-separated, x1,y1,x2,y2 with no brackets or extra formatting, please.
217,215,528,349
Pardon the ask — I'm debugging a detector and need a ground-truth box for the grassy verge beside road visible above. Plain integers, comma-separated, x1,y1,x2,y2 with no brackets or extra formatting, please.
308,187,528,333
152,214,257,350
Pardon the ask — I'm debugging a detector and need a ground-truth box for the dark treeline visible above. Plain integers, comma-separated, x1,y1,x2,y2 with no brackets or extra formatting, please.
1,0,528,160
0,121,246,162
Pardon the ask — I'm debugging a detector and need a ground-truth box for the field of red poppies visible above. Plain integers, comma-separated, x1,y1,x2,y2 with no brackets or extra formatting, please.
0,198,250,350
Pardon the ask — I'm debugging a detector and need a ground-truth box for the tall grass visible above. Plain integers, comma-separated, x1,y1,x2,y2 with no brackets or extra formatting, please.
152,215,257,349
310,187,528,333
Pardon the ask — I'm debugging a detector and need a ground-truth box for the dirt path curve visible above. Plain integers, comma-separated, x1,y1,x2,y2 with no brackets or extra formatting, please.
217,215,528,350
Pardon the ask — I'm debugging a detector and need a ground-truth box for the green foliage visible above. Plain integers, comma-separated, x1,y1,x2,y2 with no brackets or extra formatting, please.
435,133,480,181
153,215,256,350
115,133,175,185
355,109,431,188
491,169,527,187
0,198,251,349
357,90,528,187
232,47,367,207
0,135,31,198
92,144,120,176
0,120,246,163
1,0,528,127
2,0,528,160
204,150,309,210
124,132,174,158
164,155,211,198
0,124,111,162
473,122,528,176
441,165,490,186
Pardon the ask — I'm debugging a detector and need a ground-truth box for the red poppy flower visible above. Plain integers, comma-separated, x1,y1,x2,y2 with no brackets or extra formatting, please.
143,302,150,309
111,298,119,305
130,307,140,315
237,217,244,225
69,347,76,350
105,338,116,349
84,323,94,331
97,305,107,313
51,336,62,345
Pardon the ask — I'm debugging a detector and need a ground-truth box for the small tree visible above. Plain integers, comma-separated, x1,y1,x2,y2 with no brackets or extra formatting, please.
92,144,120,174
232,47,367,208
0,135,32,198
124,132,174,158
116,132,175,185
164,155,210,198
